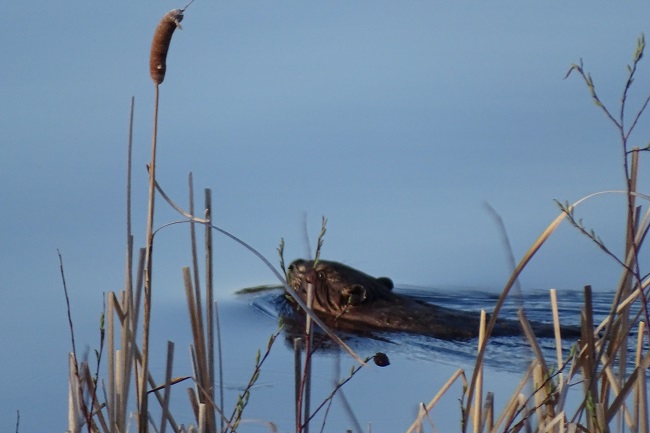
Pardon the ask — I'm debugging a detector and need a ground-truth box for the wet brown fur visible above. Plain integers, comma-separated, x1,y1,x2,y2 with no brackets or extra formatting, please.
287,259,580,340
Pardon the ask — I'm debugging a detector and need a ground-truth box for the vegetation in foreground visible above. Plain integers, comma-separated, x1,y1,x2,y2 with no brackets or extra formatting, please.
59,5,650,433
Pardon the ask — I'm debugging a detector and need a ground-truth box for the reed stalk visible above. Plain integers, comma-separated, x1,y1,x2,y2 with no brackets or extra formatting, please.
473,310,486,433
205,188,222,433
294,337,303,432
140,7,187,430
182,266,213,431
159,341,175,433
300,283,315,433
188,176,206,375
405,369,466,433
550,289,565,393
117,95,136,433
67,353,82,433
635,321,648,433
107,292,116,430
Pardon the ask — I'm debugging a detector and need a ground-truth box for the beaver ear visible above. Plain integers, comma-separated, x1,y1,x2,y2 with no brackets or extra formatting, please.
345,284,367,306
376,277,394,291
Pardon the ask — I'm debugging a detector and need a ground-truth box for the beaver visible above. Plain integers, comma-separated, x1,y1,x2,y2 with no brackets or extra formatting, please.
286,259,581,340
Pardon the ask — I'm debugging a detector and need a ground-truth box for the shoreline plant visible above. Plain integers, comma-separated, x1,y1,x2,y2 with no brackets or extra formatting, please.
430,34,650,433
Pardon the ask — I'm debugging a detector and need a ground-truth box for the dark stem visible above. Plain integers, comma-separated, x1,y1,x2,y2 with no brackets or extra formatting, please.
139,81,160,433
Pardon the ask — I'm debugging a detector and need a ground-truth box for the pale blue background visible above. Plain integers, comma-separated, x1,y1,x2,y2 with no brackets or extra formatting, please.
2,2,650,431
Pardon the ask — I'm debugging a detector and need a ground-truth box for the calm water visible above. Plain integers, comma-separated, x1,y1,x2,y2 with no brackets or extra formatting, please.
227,286,629,432
248,286,618,369
4,286,638,433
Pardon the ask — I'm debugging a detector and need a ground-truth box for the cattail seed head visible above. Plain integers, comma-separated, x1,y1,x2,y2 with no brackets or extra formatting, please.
149,9,184,84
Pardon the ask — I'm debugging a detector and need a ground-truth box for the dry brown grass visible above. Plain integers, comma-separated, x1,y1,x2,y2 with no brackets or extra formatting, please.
407,34,650,433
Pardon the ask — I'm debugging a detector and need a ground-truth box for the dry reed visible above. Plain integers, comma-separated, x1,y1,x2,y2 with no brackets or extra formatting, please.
406,34,650,433
62,7,650,433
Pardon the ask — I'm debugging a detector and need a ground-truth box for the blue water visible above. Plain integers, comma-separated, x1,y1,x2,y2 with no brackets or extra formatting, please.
247,286,635,371
7,286,644,433
231,286,647,432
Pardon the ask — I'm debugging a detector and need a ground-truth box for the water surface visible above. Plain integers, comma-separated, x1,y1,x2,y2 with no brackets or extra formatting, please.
6,286,637,433
222,286,633,432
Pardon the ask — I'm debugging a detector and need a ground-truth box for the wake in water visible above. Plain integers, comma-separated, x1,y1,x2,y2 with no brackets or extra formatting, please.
244,286,641,372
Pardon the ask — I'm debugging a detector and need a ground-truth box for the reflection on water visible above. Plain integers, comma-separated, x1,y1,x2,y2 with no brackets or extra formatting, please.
248,286,636,371
145,294,482,432
11,287,644,433
224,286,646,432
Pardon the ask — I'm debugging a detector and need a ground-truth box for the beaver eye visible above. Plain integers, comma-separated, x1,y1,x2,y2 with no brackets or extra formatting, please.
317,271,325,280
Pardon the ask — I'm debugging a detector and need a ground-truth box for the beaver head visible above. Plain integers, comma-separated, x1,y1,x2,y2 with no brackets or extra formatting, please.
286,259,394,313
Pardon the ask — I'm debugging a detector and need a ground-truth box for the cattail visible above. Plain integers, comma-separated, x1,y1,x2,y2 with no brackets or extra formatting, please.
149,9,184,84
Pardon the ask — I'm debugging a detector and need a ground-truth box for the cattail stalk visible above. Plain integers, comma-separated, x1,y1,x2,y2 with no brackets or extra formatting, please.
139,8,185,433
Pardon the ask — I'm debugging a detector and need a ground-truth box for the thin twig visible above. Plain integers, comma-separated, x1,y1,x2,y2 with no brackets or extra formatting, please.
58,250,91,431
301,357,372,428
226,328,282,432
